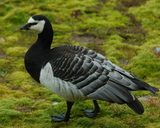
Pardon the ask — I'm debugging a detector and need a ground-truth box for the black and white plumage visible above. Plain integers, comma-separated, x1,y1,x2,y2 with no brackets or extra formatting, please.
20,15,159,122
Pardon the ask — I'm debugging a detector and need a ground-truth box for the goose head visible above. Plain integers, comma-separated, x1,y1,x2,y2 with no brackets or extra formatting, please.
20,15,48,34
20,15,53,48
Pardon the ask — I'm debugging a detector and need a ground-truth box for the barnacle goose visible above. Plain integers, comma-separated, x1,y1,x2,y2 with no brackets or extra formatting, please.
20,15,159,122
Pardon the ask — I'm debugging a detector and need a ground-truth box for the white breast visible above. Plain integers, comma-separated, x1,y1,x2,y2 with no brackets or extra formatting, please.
39,62,87,102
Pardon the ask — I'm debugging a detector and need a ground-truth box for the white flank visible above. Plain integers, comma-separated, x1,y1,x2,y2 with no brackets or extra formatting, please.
39,62,87,102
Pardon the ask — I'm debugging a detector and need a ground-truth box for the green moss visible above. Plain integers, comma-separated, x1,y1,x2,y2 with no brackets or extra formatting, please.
32,87,53,98
5,47,27,57
0,98,16,110
6,35,18,43
15,97,34,106
0,85,10,97
49,94,64,102
103,35,124,59
96,118,129,128
129,0,160,31
76,118,97,128
116,44,139,59
6,71,30,85
3,8,27,25
126,51,160,79
0,109,21,123
0,4,10,16
0,70,7,77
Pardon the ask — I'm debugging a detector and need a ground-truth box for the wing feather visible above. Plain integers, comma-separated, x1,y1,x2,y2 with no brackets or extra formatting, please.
47,45,158,104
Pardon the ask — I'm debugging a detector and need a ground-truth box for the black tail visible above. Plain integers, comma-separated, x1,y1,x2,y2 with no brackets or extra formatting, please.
131,78,159,95
146,86,159,95
127,97,144,115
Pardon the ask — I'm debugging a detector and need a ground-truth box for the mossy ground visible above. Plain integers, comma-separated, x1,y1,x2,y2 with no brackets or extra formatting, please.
0,0,160,127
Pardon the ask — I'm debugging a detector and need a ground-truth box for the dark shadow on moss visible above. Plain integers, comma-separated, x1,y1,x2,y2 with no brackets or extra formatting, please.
111,0,148,45
0,50,7,59
16,106,33,113
72,33,105,55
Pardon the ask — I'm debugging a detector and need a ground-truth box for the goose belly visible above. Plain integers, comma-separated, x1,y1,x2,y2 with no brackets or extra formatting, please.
39,62,87,102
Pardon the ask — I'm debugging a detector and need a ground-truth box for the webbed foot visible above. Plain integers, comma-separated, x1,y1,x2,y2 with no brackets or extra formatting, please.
50,114,68,122
84,109,100,118
51,101,74,122
84,100,100,118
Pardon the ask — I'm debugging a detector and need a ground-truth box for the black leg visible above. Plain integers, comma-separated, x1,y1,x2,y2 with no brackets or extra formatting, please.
84,100,100,118
51,101,74,122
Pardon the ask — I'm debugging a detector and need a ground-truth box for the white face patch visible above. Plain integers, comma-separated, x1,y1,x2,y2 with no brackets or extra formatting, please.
27,17,45,33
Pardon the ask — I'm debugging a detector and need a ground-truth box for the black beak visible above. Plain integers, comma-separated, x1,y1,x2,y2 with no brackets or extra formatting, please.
20,23,30,30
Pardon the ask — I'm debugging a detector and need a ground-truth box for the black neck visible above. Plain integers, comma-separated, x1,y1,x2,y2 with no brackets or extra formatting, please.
36,20,54,50
24,19,54,83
